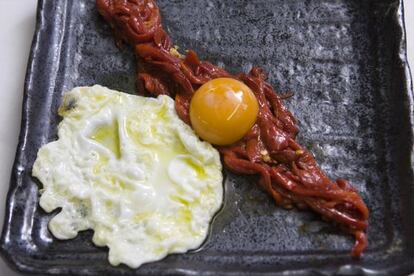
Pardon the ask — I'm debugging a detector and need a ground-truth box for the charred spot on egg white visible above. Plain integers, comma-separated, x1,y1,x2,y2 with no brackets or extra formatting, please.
32,85,223,269
58,96,78,114
190,78,259,146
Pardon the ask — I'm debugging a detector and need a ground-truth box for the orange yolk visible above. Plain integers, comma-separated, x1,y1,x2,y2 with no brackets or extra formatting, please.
189,78,259,146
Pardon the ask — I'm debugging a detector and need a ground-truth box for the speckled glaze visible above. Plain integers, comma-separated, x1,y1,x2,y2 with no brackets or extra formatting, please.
1,0,414,274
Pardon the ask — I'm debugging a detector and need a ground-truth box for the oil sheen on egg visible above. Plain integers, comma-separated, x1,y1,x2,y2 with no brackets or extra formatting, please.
32,85,223,268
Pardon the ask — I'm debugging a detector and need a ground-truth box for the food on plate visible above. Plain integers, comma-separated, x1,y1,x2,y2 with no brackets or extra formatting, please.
32,85,223,268
97,0,369,257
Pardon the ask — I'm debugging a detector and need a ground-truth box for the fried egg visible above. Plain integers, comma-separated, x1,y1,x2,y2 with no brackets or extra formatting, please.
32,85,223,268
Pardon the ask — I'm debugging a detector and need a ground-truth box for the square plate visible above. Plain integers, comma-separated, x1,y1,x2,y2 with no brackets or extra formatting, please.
1,0,414,274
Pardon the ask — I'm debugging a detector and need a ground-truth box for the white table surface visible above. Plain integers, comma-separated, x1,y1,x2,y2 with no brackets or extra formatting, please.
0,1,413,275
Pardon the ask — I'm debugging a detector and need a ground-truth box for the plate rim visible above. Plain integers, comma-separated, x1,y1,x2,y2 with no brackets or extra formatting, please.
1,0,414,274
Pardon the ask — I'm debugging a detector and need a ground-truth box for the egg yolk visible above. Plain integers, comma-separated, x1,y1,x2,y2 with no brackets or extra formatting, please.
190,78,259,146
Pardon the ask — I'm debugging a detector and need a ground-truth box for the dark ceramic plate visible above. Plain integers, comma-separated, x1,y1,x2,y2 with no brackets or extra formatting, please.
1,0,414,274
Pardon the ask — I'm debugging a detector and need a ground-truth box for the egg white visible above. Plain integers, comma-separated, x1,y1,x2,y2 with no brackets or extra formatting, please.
32,85,223,268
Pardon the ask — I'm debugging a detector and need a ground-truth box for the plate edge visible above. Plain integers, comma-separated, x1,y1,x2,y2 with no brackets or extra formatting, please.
0,0,413,274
